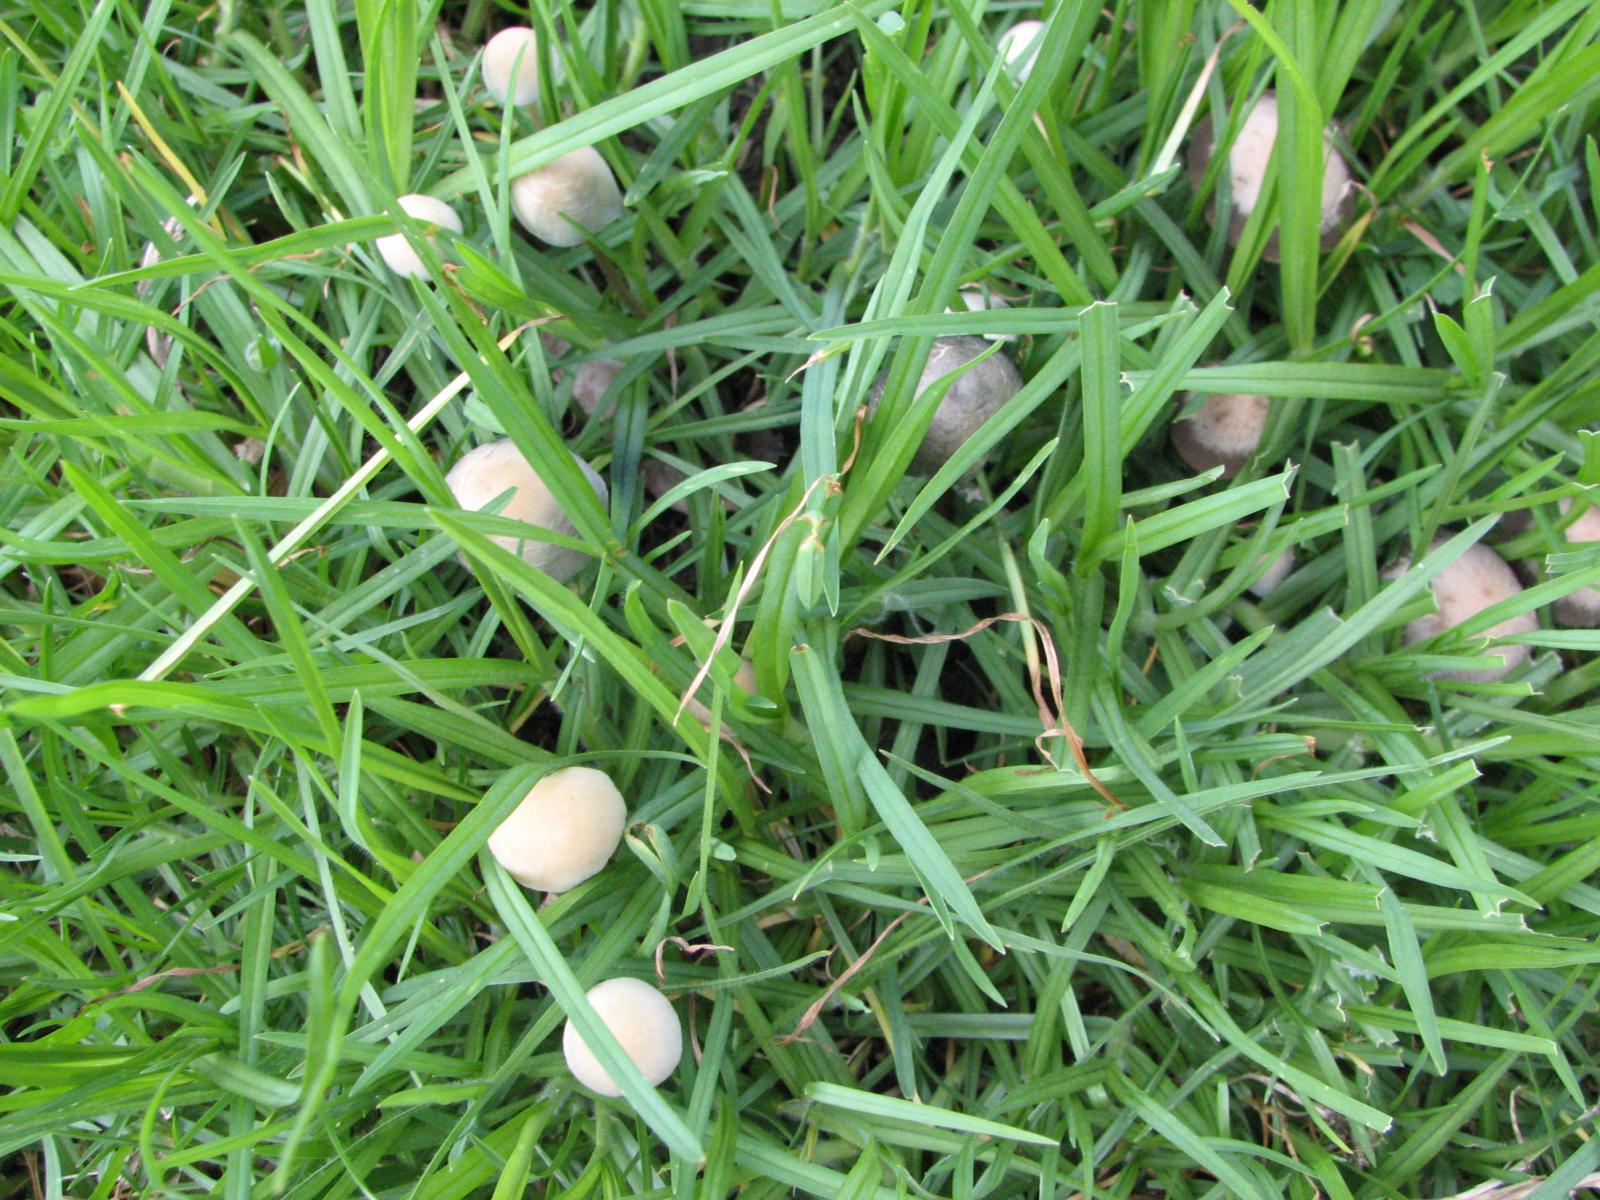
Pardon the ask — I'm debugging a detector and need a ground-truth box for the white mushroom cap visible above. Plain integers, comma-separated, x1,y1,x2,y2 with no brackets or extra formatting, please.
1397,541,1537,682
572,357,624,417
481,27,541,106
997,20,1045,81
562,977,683,1096
871,335,1023,474
511,147,624,248
375,194,462,279
1190,91,1354,257
1247,547,1295,598
1170,392,1269,478
1552,498,1600,627
487,766,625,892
946,287,1015,342
444,439,608,580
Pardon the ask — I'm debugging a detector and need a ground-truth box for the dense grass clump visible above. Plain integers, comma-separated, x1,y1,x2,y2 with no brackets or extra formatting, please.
4,1,1600,1197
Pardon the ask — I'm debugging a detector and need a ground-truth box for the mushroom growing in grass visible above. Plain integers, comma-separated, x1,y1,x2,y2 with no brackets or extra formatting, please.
374,194,462,280
445,438,607,580
481,27,541,106
1552,498,1600,627
997,20,1045,81
682,657,759,726
1170,392,1269,478
1248,548,1295,598
511,147,624,247
1394,541,1538,682
947,287,1016,342
562,977,683,1096
1188,91,1354,260
487,766,626,893
872,335,1023,474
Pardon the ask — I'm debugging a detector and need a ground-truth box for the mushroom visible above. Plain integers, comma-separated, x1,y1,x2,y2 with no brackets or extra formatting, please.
444,438,608,580
997,20,1045,81
511,147,624,248
871,335,1023,474
1170,392,1269,478
1394,540,1538,682
1248,547,1295,598
487,766,626,892
571,357,625,418
562,977,683,1096
947,287,1015,342
481,27,541,106
375,194,462,280
1187,90,1354,260
1552,498,1600,627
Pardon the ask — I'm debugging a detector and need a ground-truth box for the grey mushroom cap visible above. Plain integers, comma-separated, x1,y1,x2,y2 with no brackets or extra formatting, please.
1170,392,1270,479
1187,91,1355,262
871,336,1023,474
1393,540,1538,682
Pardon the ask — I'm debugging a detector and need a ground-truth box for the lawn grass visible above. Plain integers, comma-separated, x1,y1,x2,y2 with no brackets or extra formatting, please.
3,0,1600,1196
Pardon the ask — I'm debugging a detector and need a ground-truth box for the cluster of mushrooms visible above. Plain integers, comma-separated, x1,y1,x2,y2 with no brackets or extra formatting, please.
375,25,1597,1106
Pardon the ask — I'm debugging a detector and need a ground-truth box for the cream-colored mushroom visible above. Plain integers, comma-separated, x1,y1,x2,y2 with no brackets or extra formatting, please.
1247,548,1295,598
1552,498,1600,627
444,439,607,580
481,27,541,106
511,147,624,248
1395,541,1538,682
1187,91,1354,259
562,977,683,1096
1170,392,1269,478
375,194,462,279
997,20,1045,81
487,766,625,893
681,658,758,726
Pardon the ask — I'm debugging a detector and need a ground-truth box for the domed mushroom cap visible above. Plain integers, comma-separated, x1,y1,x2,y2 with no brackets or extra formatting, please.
571,357,624,417
997,20,1045,80
1397,541,1537,682
947,287,1016,342
1552,498,1600,627
444,439,608,580
487,766,625,892
511,147,624,248
1170,392,1269,478
562,977,683,1096
682,657,759,726
872,335,1023,474
1187,91,1354,259
1247,547,1295,598
481,27,541,106
375,194,462,279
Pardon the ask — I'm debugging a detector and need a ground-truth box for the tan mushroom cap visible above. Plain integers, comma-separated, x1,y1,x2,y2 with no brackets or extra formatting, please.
444,439,608,580
511,147,624,247
1552,498,1600,627
1397,541,1538,682
481,27,540,106
1170,392,1269,478
562,977,683,1096
1188,90,1354,259
1247,548,1295,598
487,766,626,893
870,336,1024,474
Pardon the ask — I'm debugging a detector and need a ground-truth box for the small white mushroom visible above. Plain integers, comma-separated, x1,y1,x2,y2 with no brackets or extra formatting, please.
946,287,1015,342
871,335,1023,474
511,147,624,248
1552,498,1600,627
375,194,462,279
1394,541,1538,682
481,27,541,106
1247,548,1295,598
1170,392,1269,478
487,766,625,892
562,977,683,1096
571,357,624,417
444,438,608,580
997,20,1045,81
1187,91,1354,260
